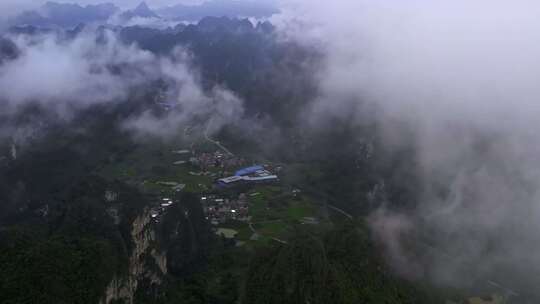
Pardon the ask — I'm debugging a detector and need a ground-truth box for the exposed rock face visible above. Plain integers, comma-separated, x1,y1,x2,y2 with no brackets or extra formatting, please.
152,249,168,275
102,276,133,304
100,192,211,304
101,208,167,304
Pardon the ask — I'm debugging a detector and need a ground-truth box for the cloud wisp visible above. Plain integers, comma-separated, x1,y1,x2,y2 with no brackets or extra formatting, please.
0,28,245,141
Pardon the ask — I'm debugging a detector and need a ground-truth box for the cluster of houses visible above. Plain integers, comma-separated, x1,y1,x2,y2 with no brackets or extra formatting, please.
201,194,250,225
217,165,279,187
190,151,245,172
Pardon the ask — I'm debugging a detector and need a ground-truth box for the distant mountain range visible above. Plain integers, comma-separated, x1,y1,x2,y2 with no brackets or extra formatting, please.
11,2,120,28
156,0,279,22
2,15,279,108
8,1,279,29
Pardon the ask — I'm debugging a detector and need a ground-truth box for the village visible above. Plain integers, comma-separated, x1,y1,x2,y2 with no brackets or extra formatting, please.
200,193,250,225
146,141,281,229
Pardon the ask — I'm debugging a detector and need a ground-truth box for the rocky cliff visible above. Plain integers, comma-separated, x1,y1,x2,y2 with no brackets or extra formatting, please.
101,208,167,304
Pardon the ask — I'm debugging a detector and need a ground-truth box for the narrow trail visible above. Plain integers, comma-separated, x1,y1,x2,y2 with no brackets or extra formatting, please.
327,204,353,220
298,184,354,220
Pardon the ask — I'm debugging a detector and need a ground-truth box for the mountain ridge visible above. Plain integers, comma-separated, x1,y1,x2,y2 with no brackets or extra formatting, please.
10,1,120,28
120,1,161,20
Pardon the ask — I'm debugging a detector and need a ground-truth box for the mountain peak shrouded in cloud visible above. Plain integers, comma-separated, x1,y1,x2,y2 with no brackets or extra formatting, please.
114,1,163,28
5,0,279,29
135,1,151,12
125,1,160,19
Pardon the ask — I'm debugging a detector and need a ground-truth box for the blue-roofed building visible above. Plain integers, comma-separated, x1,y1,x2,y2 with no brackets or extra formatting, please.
235,165,264,176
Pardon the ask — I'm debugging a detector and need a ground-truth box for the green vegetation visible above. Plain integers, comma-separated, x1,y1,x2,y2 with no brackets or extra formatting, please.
285,197,317,220
0,232,118,304
98,141,214,195
243,223,446,304
253,221,288,238
243,185,324,243
0,120,454,304
248,186,316,221
0,175,146,304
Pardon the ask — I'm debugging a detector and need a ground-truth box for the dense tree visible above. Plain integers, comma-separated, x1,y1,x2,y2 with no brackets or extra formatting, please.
243,224,441,304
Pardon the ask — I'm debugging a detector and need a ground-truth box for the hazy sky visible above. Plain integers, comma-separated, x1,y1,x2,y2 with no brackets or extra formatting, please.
0,0,264,17
51,0,206,8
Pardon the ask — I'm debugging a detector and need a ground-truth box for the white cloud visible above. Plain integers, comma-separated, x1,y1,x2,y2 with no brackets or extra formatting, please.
277,0,540,291
0,30,155,110
0,29,245,140
123,49,245,138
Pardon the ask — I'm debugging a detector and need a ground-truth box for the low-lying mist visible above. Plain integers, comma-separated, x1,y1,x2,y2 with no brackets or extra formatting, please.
0,27,245,143
277,0,540,296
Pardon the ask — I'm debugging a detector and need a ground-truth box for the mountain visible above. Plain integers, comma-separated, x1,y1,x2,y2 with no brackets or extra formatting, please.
120,2,160,20
132,2,160,19
0,38,18,64
9,2,119,28
117,16,274,51
156,0,279,22
10,11,51,28
8,1,277,30
8,25,57,36
197,16,255,32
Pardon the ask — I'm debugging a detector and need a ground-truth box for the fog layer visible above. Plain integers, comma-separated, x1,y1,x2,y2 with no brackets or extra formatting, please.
279,0,540,293
0,29,244,139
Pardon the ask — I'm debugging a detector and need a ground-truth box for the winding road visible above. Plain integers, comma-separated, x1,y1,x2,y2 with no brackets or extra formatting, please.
204,120,234,156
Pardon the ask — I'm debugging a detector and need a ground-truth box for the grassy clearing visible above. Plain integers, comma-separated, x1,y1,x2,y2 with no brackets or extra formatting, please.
254,222,289,238
245,185,323,242
219,220,252,242
97,143,214,194
285,198,317,221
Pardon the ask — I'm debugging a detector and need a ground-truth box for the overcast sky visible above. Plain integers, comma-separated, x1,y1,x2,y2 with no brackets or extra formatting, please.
1,0,201,12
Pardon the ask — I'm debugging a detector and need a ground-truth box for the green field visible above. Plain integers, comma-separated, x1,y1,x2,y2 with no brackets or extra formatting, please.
242,185,325,243
253,221,289,237
97,142,214,195
99,143,329,247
